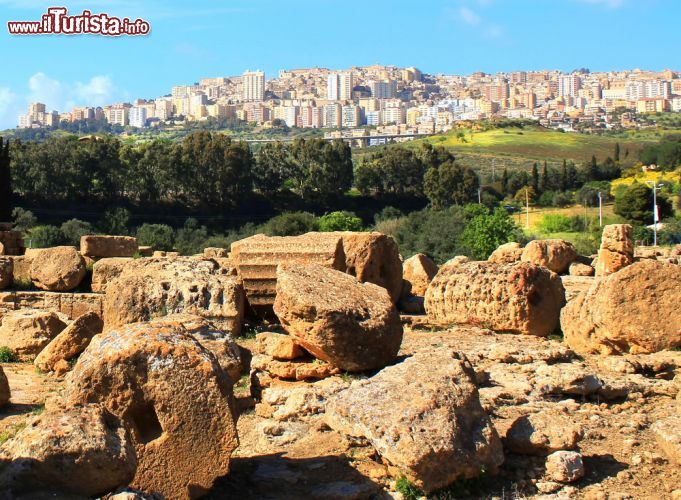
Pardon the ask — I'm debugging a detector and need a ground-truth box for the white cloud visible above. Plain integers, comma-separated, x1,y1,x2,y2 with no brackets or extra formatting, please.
74,76,116,107
458,6,481,26
454,5,502,39
27,72,65,110
0,73,121,130
26,72,117,111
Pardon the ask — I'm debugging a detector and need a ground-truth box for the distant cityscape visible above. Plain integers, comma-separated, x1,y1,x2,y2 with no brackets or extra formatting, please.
17,65,681,145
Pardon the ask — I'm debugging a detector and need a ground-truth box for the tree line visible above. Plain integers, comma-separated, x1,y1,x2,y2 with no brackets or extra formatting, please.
7,132,482,214
8,132,355,209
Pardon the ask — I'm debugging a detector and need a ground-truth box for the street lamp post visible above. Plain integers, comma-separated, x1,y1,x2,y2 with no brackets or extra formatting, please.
645,181,664,247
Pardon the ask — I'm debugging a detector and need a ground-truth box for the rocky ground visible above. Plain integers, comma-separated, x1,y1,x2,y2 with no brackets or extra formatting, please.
3,321,678,499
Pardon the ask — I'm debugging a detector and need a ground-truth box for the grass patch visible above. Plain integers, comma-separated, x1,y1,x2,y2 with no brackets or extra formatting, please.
0,347,18,363
235,374,250,391
12,277,34,290
340,371,366,383
30,402,45,416
240,321,270,340
0,423,26,446
396,476,424,500
418,125,651,166
429,468,491,499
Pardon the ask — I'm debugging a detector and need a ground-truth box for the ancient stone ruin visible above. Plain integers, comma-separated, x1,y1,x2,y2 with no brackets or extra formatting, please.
0,230,679,499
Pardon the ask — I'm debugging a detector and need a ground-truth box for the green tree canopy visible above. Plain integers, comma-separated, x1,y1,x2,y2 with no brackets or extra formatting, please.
423,161,479,209
614,182,673,225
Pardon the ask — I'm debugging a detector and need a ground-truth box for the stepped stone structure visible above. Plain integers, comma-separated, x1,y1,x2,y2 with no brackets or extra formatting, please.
231,232,403,313
0,291,104,321
231,233,347,313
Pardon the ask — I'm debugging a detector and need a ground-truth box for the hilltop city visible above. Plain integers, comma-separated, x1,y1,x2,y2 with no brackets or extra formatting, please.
16,65,681,145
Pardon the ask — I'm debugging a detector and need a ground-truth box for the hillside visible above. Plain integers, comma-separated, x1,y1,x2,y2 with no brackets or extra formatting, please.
406,125,656,176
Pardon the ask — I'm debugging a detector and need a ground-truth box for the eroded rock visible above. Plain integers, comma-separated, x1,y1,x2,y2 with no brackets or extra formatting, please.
0,257,12,290
402,253,438,296
34,311,103,372
103,257,245,334
274,263,403,371
0,309,67,359
425,261,566,337
489,242,523,264
81,235,138,258
505,410,582,455
0,403,136,497
61,320,238,498
29,246,86,292
325,350,504,493
561,260,681,355
91,257,132,293
521,239,577,274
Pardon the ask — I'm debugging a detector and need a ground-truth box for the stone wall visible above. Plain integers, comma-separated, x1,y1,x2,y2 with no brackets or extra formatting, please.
0,291,103,321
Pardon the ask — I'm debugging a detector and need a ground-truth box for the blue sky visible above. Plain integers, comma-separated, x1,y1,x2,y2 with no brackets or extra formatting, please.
0,0,679,129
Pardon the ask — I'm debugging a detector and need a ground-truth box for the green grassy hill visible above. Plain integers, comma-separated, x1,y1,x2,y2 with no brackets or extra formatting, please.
406,125,656,177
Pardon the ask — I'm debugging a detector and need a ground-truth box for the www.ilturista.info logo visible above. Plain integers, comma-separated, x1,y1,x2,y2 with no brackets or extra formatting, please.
7,7,150,36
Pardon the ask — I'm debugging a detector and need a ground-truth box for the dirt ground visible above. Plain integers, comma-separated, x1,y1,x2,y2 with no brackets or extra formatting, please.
1,323,680,499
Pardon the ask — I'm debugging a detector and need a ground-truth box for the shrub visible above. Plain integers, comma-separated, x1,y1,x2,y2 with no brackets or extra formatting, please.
614,182,673,224
28,225,66,248
0,346,17,363
60,219,93,246
538,214,573,233
136,223,175,251
318,211,363,232
175,218,208,255
537,190,556,207
395,477,423,500
659,217,681,245
552,192,574,207
460,206,521,260
373,206,403,224
571,231,602,256
388,207,467,264
100,207,131,235
11,207,37,233
260,212,319,236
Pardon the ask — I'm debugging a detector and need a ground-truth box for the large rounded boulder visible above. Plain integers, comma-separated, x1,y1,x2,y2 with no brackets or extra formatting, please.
521,239,577,274
29,246,87,292
273,263,403,371
0,403,136,497
330,231,404,303
425,261,566,337
61,320,239,498
561,259,681,355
